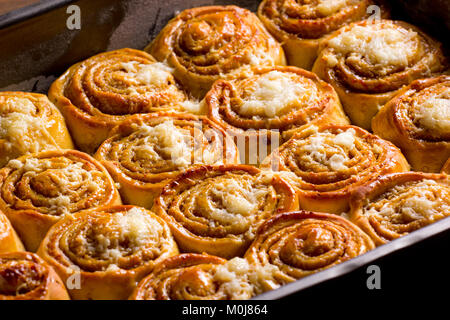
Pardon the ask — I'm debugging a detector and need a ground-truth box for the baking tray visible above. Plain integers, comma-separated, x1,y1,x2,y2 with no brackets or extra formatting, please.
0,0,449,300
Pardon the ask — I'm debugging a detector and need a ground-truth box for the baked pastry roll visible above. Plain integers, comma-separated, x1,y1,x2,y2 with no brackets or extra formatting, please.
372,76,450,172
130,254,275,300
206,66,349,164
37,205,179,300
146,5,286,99
153,165,299,258
258,0,389,70
95,113,239,209
312,19,447,130
0,210,24,253
0,92,74,168
0,252,69,300
442,158,450,174
0,150,121,252
261,125,410,214
349,172,450,246
244,211,375,286
48,48,189,153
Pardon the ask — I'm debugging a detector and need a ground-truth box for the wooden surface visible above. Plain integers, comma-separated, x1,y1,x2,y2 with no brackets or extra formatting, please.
0,0,40,15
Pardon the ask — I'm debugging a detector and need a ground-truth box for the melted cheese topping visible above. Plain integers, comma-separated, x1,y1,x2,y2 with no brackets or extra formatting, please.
328,23,418,68
113,207,162,247
209,179,268,222
415,95,450,132
0,97,36,114
363,179,450,223
316,0,348,16
239,71,317,118
213,257,278,299
133,120,222,168
121,62,174,87
136,121,193,167
179,100,205,115
90,208,164,263
8,157,102,215
301,128,356,171
0,97,54,158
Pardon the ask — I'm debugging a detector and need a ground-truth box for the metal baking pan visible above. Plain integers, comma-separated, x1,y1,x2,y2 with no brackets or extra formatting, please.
1,0,449,300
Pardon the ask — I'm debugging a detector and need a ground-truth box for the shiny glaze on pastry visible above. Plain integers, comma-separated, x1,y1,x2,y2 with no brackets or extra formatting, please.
0,150,121,251
373,76,450,172
153,165,299,258
146,5,286,99
37,205,178,300
349,172,450,245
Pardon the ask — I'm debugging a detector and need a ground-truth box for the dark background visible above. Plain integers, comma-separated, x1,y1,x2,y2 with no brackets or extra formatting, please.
0,0,449,308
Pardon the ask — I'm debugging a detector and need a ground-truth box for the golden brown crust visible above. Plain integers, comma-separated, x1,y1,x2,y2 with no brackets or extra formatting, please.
372,76,450,172
153,165,299,258
261,125,410,214
0,210,24,253
312,19,447,130
258,0,390,70
131,253,275,300
205,66,349,164
0,149,122,252
0,92,74,168
0,251,69,300
94,113,239,209
130,254,226,300
37,205,179,300
349,172,450,246
48,48,188,153
244,211,375,286
145,5,286,99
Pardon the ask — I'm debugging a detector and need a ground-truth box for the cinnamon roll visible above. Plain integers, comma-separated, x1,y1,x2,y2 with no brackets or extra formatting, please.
0,210,24,253
153,165,299,258
261,125,410,214
37,205,179,300
95,113,239,209
206,66,349,164
0,252,69,300
312,19,447,130
349,172,450,246
146,5,286,99
48,48,189,153
258,0,390,70
372,76,450,172
131,254,276,300
0,150,121,252
245,211,375,286
0,92,74,168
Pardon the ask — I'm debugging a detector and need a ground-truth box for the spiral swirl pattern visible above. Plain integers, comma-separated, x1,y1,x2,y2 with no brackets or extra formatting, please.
131,254,275,300
146,5,286,98
153,165,299,258
245,211,374,285
312,19,446,129
0,92,73,167
349,172,450,246
206,66,348,163
0,150,121,251
0,252,69,300
373,76,450,172
258,0,388,69
37,205,178,300
48,48,188,153
95,113,239,208
261,125,409,214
